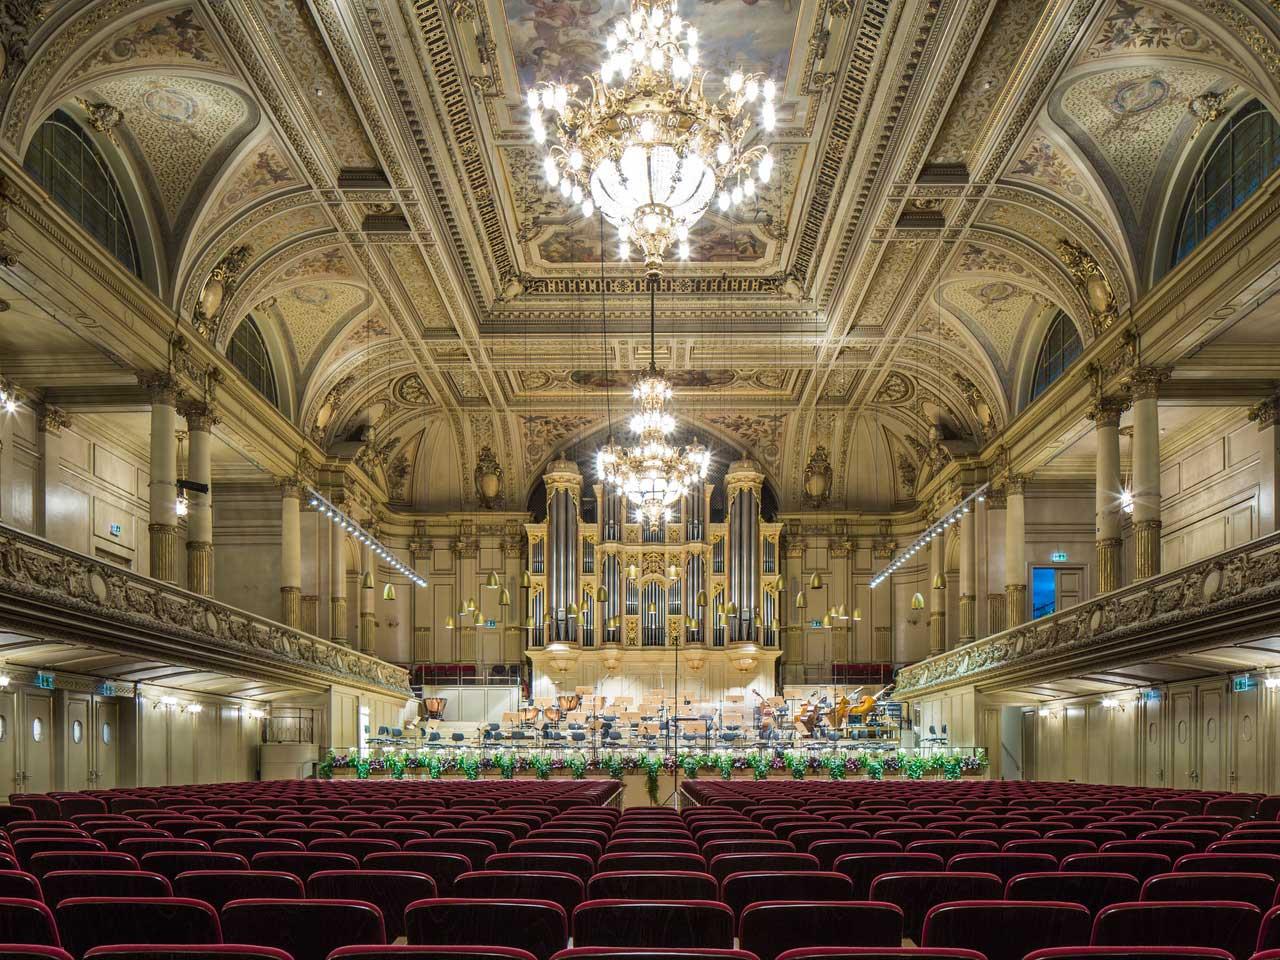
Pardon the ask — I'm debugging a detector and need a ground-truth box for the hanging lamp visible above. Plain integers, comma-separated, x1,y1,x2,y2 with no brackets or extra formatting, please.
795,591,807,609
445,615,456,630
809,572,823,589
696,589,708,607
852,607,863,621
499,588,511,607
361,570,374,590
595,585,609,602
725,600,739,618
521,570,531,588
484,570,501,589
383,583,396,601
566,601,579,618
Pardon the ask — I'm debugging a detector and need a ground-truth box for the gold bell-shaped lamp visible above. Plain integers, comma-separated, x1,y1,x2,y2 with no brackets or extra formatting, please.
499,588,511,607
566,601,579,618
686,615,698,631
772,575,786,593
543,614,554,626
521,570,531,588
646,601,657,615
595,585,609,603
809,572,823,589
725,601,739,618
753,613,763,628
696,590,708,607
445,615,456,630
361,570,374,590
383,582,397,601
523,616,535,630
666,562,679,580
483,570,501,589
828,605,838,619
770,617,781,631
795,591,807,609
933,573,947,590
625,562,639,581
466,597,478,613
911,592,926,610
852,606,863,621
836,603,849,619
822,613,833,629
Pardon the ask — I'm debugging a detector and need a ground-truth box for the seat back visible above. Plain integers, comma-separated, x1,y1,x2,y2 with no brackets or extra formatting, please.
362,851,472,894
572,899,734,949
1005,872,1141,914
1060,853,1172,883
869,872,1002,942
249,850,358,880
1091,900,1261,960
946,853,1057,884
404,897,568,960
454,870,583,916
308,869,436,940
1140,870,1276,911
172,870,304,910
0,896,59,947
221,898,387,960
586,870,717,903
738,901,905,960
28,852,140,878
80,947,293,960
708,853,819,885
720,871,853,920
486,853,596,887
921,900,1092,960
55,897,221,958
138,852,248,879
41,869,171,905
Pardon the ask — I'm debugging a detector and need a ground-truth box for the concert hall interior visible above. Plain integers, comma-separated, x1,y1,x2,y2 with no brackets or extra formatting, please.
4,0,1280,952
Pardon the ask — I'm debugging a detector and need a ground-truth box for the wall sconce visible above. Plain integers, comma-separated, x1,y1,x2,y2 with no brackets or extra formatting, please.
1266,675,1280,689
182,703,203,714
1101,696,1124,711
0,666,10,688
1037,705,1059,719
247,708,265,720
155,695,178,710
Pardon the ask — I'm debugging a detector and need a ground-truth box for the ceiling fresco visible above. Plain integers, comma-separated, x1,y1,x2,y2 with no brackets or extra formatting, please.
3,0,1278,510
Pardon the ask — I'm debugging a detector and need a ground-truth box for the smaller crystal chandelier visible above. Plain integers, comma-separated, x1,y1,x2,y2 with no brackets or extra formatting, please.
596,283,710,530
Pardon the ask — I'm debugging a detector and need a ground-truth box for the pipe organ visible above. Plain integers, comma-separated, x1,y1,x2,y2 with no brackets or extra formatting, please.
525,458,783,699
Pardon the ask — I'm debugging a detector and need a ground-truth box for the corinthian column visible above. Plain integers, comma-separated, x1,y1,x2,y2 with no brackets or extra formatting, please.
1005,476,1028,627
140,372,181,583
360,539,376,654
928,526,946,656
958,502,976,645
279,478,302,627
330,521,348,646
1129,367,1169,579
1089,395,1129,594
180,400,217,596
985,487,1007,636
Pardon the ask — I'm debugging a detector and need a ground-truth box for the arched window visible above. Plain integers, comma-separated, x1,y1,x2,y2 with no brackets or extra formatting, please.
23,109,140,277
1029,310,1082,403
1173,99,1280,266
228,318,279,407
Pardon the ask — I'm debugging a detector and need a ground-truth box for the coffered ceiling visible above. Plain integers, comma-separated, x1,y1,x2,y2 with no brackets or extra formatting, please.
2,0,1277,513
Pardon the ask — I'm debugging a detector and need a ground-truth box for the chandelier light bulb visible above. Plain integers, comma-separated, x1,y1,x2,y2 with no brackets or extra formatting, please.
582,197,594,217
729,70,744,92
716,141,732,164
743,178,755,198
679,241,690,259
526,88,539,110
758,152,774,182
717,191,730,211
640,118,656,141
762,101,776,130
763,78,776,101
619,241,631,259
731,184,743,205
744,78,758,101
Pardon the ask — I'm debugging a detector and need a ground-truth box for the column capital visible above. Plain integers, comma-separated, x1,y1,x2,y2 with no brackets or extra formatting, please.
1249,395,1279,429
277,476,304,499
1005,474,1028,496
179,398,220,432
984,488,1006,510
1125,364,1173,401
1086,395,1130,427
137,370,182,405
38,405,71,435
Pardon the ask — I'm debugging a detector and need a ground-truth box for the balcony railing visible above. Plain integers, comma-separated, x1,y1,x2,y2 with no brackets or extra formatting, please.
0,521,410,695
896,530,1280,697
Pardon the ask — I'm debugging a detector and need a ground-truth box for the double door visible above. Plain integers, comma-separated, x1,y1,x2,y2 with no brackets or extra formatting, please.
0,690,117,794
1168,681,1227,790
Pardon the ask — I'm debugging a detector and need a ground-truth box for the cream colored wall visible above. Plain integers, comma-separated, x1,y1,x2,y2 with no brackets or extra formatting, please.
1019,672,1275,791
214,482,283,623
913,685,981,747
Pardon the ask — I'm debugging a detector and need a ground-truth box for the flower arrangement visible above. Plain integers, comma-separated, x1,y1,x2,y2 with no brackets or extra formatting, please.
679,751,703,779
866,758,884,780
495,751,516,779
567,751,588,780
883,752,903,774
823,751,847,780
425,753,445,779
386,752,408,780
747,751,771,781
783,750,807,780
960,752,987,774
529,752,553,780
600,751,625,780
905,755,927,780
317,750,335,780
715,752,735,780
457,751,481,781
639,753,664,804
354,756,372,779
942,755,963,780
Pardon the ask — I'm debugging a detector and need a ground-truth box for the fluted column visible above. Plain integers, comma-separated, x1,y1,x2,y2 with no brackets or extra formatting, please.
1130,367,1169,580
140,372,181,584
984,487,1007,636
928,527,946,656
360,540,376,654
1005,476,1028,627
330,521,348,645
1089,396,1129,594
279,479,302,627
181,399,216,596
958,503,976,645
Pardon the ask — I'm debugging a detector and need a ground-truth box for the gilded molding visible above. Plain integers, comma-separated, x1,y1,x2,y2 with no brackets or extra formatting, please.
0,523,408,694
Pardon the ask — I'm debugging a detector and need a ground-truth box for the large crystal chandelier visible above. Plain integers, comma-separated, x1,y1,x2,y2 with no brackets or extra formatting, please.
527,0,775,275
596,284,710,530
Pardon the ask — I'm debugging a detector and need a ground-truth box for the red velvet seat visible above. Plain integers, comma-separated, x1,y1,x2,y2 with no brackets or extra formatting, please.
869,872,1002,942
486,853,596,887
1100,840,1197,860
332,949,538,960
55,897,222,957
597,853,708,874
210,839,304,858
832,853,946,898
552,948,757,960
1091,901,1261,960
41,869,172,905
309,838,400,859
1174,853,1280,883
738,901,904,960
405,839,498,866
946,853,1057,884
1003,840,1098,861
702,841,797,859
1140,871,1276,911
510,839,601,861
720,871,852,920
905,841,999,860
221,898,386,960
773,950,985,960
1004,872,1141,914
116,839,210,859
708,853,819,885
82,947,292,960
364,851,473,894
29,852,140,878
0,896,60,946
172,870,304,910
1025,948,1232,960
0,946,70,960
454,870,583,915
0,868,44,900
404,897,568,960
309,869,436,940
921,900,1091,960
810,841,904,871
249,850,357,880
140,852,249,880
586,871,717,902
572,899,734,949
1061,853,1173,884
605,840,701,856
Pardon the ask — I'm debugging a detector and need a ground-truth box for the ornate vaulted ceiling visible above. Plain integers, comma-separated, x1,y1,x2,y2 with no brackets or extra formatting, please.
3,0,1278,513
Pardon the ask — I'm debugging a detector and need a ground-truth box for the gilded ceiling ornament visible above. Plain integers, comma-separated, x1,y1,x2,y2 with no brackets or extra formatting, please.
1249,395,1278,429
950,372,997,440
1188,87,1238,138
802,446,833,508
0,175,18,268
75,98,125,145
192,245,251,340
1057,239,1117,335
311,374,355,445
873,371,913,404
0,0,46,80
474,445,504,509
896,453,918,497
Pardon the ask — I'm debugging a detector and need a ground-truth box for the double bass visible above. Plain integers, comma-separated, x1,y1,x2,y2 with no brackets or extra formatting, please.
751,688,775,735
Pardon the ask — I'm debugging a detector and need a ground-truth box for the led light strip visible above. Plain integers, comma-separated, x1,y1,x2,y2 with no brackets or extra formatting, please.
308,489,426,588
870,483,990,589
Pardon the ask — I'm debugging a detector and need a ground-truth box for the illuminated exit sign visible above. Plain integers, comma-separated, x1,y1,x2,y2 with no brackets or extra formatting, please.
1050,551,1068,563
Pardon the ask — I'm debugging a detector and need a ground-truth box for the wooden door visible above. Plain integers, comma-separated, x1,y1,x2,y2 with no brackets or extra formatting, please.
1198,682,1227,791
1169,687,1197,789
21,691,54,794
1056,568,1083,611
1231,683,1261,793
1140,693,1165,786
92,699,118,789
0,690,17,797
63,695,91,790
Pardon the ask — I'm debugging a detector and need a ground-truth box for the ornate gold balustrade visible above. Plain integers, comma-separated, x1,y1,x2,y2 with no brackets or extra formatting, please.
0,522,410,696
896,531,1280,698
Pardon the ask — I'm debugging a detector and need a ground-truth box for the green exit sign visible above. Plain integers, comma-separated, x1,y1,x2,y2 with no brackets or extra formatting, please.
1234,675,1254,693
35,671,55,690
1050,551,1068,563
